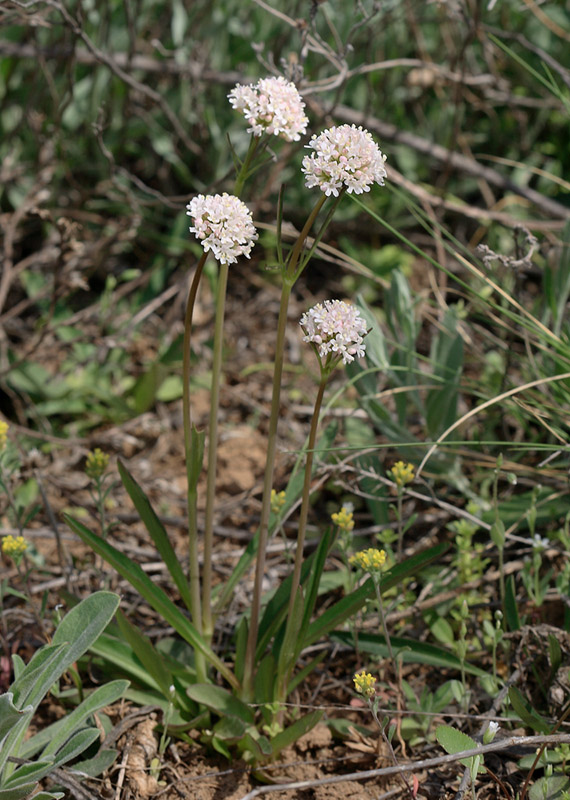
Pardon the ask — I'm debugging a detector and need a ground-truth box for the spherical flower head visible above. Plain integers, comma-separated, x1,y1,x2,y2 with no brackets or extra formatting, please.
389,461,415,488
85,448,110,480
353,670,376,698
300,299,368,366
302,124,387,197
0,420,8,451
2,535,28,560
350,548,386,574
187,193,258,266
228,76,308,142
331,506,354,532
271,489,286,514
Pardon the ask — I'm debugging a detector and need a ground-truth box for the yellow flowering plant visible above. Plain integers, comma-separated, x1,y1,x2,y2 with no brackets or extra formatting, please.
85,449,115,539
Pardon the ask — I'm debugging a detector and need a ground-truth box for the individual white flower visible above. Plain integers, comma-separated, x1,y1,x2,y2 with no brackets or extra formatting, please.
483,721,500,744
228,76,308,142
531,534,550,552
186,193,258,265
300,299,368,365
302,124,387,197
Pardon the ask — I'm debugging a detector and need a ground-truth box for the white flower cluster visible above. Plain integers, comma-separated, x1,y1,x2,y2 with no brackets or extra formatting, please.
186,193,258,265
302,124,387,197
228,76,308,142
300,299,368,364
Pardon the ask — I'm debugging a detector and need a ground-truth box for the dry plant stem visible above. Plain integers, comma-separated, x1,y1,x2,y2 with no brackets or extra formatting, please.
202,261,229,641
241,194,327,700
182,252,208,684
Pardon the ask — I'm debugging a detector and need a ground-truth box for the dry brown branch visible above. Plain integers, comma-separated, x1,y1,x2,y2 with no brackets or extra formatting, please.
333,105,570,220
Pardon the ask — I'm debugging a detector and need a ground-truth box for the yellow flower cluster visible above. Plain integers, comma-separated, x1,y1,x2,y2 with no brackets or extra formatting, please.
389,460,415,487
353,670,376,698
2,535,28,558
85,448,110,480
331,506,354,532
349,548,386,572
0,420,8,451
270,489,286,514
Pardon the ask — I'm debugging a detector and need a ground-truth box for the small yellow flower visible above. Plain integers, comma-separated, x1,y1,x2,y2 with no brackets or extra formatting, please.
0,420,9,451
270,489,286,514
353,670,376,698
2,535,28,558
331,506,354,532
349,548,386,573
85,448,110,480
389,461,415,488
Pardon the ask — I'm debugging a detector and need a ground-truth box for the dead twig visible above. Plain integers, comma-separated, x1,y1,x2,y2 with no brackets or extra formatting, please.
237,734,570,800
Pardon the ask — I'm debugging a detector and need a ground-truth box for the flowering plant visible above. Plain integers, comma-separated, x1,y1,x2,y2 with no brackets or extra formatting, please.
66,72,447,763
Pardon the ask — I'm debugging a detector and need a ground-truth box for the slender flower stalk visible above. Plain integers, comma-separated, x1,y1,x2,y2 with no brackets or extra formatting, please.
182,252,208,683
185,193,257,652
241,196,338,700
275,301,369,701
286,373,327,621
202,261,229,640
350,548,394,662
241,281,292,700
388,461,415,559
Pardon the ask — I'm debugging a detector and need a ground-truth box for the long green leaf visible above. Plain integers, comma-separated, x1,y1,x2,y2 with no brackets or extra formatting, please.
88,633,164,691
331,631,487,677
0,783,39,800
298,528,333,650
118,460,194,614
64,514,239,690
116,609,173,699
276,587,304,682
0,694,32,742
305,542,449,646
186,684,254,725
508,687,550,734
257,551,316,661
270,711,323,759
22,681,128,759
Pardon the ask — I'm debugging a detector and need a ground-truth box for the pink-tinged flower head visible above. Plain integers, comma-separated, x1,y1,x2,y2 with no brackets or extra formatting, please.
302,124,387,197
300,299,368,364
228,76,308,142
186,193,258,265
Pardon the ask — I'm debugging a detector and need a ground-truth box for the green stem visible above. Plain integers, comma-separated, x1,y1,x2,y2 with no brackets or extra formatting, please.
241,281,292,700
396,491,403,561
369,699,413,798
182,252,208,684
498,545,505,614
202,262,229,640
234,136,260,197
241,193,334,700
286,375,328,621
373,576,394,664
295,190,346,278
285,195,328,281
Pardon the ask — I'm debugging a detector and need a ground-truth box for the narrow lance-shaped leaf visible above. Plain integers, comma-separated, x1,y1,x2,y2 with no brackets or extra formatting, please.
118,459,194,614
64,514,239,690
